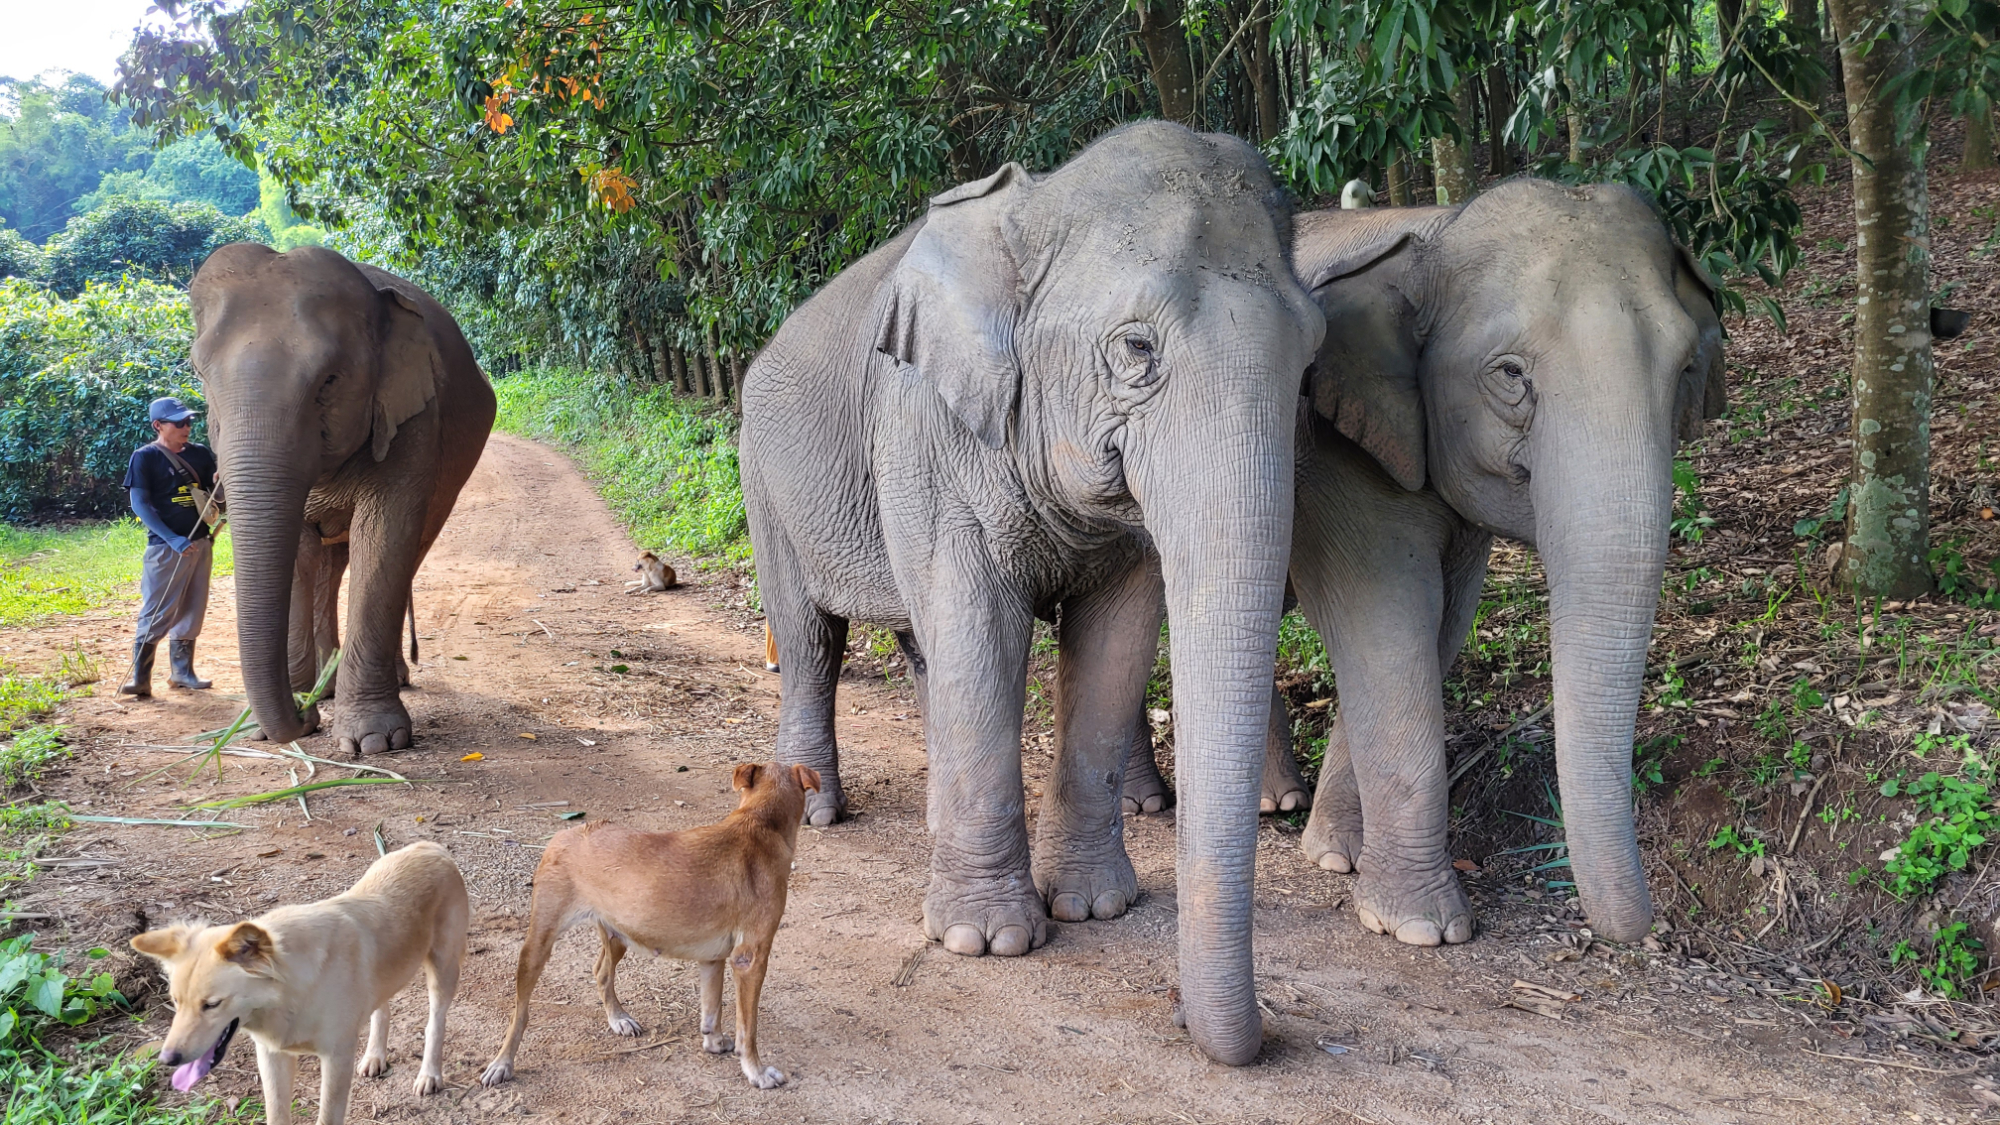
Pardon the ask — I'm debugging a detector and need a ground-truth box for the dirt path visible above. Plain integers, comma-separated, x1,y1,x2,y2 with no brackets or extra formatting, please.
2,433,1975,1124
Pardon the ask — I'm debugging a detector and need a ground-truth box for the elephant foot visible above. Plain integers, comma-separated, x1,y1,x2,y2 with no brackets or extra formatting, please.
1120,744,1171,815
1260,743,1311,814
1033,844,1139,922
333,700,413,757
1300,801,1364,872
250,703,321,743
800,773,847,827
923,872,1047,957
1353,869,1474,947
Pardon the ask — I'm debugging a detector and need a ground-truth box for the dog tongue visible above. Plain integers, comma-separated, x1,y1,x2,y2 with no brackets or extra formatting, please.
171,1054,214,1091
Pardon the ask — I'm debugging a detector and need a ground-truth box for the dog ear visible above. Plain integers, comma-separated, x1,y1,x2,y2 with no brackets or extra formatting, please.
216,923,275,971
793,765,822,793
732,762,763,791
130,925,195,960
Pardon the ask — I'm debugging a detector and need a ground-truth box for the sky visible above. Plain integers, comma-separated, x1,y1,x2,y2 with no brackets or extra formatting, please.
1,0,173,86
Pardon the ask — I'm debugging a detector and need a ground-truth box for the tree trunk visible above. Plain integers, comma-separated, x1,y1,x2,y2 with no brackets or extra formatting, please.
1135,0,1197,124
668,344,689,395
1385,152,1411,206
1676,28,1692,147
1246,4,1280,143
1827,0,1936,598
729,351,746,415
1486,66,1512,173
1433,81,1480,205
1964,101,1997,171
1784,0,1824,137
705,322,727,405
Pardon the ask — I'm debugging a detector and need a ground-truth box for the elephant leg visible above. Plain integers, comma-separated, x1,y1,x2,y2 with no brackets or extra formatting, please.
1120,718,1171,814
895,631,928,719
287,528,322,695
911,571,1041,958
1302,715,1364,870
315,541,347,697
333,499,422,756
1261,685,1311,812
765,541,850,827
1032,558,1160,923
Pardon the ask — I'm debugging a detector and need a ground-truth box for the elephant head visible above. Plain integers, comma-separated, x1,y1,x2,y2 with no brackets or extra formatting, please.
189,243,444,743
877,121,1325,1062
1300,180,1725,942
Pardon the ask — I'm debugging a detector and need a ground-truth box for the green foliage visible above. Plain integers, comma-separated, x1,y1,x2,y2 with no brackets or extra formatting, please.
76,134,262,218
493,368,748,562
0,279,202,518
1880,770,1994,898
1707,823,1765,861
0,727,68,790
1669,458,1713,544
0,935,120,1048
0,802,71,835
1891,921,1985,999
1930,541,2000,610
39,199,269,298
0,230,41,283
0,76,153,243
1633,732,1679,793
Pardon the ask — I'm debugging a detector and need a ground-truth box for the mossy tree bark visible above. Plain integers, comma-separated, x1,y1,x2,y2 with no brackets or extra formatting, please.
1828,0,1936,598
1432,81,1479,205
1135,0,1197,124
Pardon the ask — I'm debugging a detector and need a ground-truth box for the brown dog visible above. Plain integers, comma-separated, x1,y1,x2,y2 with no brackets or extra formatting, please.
131,841,468,1125
480,761,819,1089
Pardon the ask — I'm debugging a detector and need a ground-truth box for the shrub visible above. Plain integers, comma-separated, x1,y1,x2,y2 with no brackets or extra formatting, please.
0,229,40,282
0,278,203,518
39,199,268,298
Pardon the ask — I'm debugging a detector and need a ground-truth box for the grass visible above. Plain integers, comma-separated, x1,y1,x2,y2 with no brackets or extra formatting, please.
0,520,235,628
493,367,749,566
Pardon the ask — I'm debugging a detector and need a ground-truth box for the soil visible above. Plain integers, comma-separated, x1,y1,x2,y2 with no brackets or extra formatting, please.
1,432,1985,1124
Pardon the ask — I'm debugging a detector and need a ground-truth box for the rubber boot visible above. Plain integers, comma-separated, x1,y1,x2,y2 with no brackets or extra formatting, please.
119,640,157,698
168,640,212,690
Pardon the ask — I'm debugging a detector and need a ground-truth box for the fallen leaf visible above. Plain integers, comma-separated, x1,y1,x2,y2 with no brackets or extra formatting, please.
557,810,586,820
518,732,537,741
452,655,469,661
257,848,282,858
460,752,484,762
1452,859,1482,874
1512,980,1581,1002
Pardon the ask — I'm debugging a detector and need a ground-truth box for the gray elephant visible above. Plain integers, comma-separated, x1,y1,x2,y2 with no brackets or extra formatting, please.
190,244,496,755
740,121,1324,1065
1124,179,1724,946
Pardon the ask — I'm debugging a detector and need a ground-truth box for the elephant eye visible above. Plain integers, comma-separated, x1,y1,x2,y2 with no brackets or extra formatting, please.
1125,336,1153,357
1501,361,1525,379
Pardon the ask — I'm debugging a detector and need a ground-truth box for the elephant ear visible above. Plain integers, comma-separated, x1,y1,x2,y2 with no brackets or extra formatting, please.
1303,230,1426,492
876,163,1032,449
371,282,442,463
1672,244,1727,443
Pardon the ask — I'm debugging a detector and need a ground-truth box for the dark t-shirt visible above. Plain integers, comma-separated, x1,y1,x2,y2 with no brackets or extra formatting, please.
123,443,218,545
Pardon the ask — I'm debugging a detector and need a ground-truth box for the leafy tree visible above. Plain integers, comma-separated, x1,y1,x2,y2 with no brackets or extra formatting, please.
0,75,153,241
77,133,261,215
0,227,40,281
39,198,269,297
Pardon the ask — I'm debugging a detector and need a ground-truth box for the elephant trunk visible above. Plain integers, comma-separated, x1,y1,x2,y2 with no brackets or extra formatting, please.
1129,391,1294,1066
220,445,315,742
1532,401,1673,943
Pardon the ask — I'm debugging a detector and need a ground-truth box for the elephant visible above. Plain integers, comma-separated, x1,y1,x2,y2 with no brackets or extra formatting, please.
740,121,1324,1066
189,243,496,755
1122,178,1725,947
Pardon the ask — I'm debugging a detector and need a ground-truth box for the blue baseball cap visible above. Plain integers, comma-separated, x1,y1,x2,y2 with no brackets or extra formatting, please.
149,397,197,424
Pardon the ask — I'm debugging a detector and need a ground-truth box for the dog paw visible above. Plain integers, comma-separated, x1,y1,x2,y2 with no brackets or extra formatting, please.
703,1033,735,1055
607,1014,643,1037
478,1059,514,1088
414,1069,443,1096
744,1065,786,1089
357,1054,389,1079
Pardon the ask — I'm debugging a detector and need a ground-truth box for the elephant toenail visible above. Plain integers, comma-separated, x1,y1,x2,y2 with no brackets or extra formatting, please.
1141,795,1164,813
1091,891,1127,919
1444,916,1474,944
1318,852,1352,873
1120,797,1140,815
339,737,360,758
361,733,388,755
941,925,987,956
1280,792,1304,811
1355,905,1386,934
1050,893,1089,922
1395,919,1444,947
988,926,1032,957
390,728,411,750
807,806,838,827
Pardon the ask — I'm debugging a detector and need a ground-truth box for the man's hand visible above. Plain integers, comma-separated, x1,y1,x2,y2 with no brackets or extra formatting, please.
168,534,193,554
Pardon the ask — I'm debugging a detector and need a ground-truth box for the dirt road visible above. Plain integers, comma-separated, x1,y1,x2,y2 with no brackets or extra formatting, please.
1,434,1974,1123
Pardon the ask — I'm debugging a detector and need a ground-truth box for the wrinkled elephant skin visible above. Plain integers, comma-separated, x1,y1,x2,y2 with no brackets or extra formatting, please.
190,244,496,756
740,121,1324,1066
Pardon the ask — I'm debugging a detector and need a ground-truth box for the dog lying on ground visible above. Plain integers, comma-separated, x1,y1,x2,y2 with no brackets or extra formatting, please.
480,761,819,1090
132,841,469,1125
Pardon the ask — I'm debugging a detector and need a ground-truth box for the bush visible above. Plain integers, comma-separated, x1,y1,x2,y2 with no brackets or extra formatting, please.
493,369,748,564
0,279,203,518
0,230,40,283
39,200,268,298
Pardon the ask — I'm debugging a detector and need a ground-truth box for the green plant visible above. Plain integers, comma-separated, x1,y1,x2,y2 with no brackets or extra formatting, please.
1930,542,2000,610
0,520,234,627
0,934,120,1046
1651,656,1691,711
1694,756,1727,779
1880,771,1994,898
0,726,66,789
1890,921,1985,999
1670,459,1715,543
1708,824,1766,861
1633,733,1680,793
